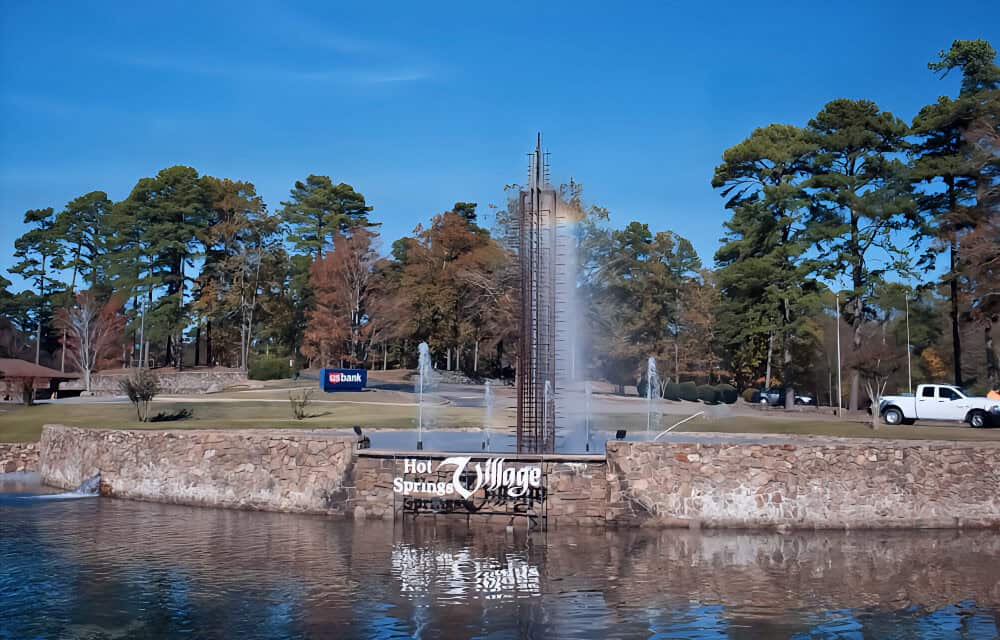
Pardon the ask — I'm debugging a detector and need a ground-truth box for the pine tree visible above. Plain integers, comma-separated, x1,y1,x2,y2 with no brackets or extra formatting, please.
194,178,279,369
713,124,824,402
9,208,65,364
914,40,1000,385
806,100,917,410
279,176,374,260
911,39,1000,387
110,166,212,369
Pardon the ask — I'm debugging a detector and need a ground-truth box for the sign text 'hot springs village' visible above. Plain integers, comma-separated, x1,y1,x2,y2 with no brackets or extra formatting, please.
393,457,543,499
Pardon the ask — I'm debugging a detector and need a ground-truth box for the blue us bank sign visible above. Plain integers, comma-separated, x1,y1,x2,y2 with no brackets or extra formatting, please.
320,368,367,392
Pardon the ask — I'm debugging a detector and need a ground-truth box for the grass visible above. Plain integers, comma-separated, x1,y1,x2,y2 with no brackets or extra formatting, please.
671,415,1000,442
2,399,998,444
0,399,487,443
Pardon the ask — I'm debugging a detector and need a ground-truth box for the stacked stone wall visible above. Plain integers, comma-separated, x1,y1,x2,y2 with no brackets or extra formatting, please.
39,425,357,514
346,452,609,527
59,369,248,396
0,442,39,473
32,426,1000,529
606,437,1000,529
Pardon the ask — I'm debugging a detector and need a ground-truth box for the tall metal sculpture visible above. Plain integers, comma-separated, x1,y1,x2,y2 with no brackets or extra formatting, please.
516,135,574,453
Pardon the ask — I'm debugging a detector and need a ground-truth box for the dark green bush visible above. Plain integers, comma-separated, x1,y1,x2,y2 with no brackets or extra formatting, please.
679,381,698,402
716,383,738,404
663,382,681,401
697,384,720,404
249,357,293,380
741,387,756,403
636,377,648,398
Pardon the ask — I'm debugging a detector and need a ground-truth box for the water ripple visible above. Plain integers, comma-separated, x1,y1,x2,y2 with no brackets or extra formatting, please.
2,474,999,639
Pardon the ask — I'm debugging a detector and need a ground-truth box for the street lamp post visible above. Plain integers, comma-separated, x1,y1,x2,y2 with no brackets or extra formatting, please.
835,292,842,416
906,295,912,394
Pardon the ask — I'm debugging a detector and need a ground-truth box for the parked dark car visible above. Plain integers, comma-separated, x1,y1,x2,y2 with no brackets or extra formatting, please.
754,388,816,407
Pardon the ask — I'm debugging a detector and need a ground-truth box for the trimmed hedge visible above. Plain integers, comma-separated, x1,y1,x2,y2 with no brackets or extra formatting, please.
741,387,756,403
679,381,698,402
715,383,738,404
663,382,681,401
697,384,719,404
248,357,293,381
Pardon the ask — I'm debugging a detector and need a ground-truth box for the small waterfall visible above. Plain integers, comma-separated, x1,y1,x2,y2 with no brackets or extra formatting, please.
26,473,101,500
646,357,660,433
77,474,101,495
417,342,435,450
483,381,494,451
584,380,593,452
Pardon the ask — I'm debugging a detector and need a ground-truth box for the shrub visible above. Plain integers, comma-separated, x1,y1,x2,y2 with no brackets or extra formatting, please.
636,377,648,398
741,387,756,403
249,357,293,380
697,384,720,404
119,369,160,422
663,382,681,401
289,388,313,420
679,381,698,402
716,383,738,404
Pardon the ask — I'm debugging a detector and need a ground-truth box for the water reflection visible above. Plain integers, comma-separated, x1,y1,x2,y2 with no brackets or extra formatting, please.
2,474,999,639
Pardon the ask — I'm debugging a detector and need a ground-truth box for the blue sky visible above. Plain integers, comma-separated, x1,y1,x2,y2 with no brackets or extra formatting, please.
1,1,997,289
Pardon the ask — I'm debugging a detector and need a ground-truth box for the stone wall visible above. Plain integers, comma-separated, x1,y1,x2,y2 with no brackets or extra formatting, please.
60,368,248,396
606,436,1000,529
347,452,609,527
39,425,357,514
34,426,1000,529
0,442,39,473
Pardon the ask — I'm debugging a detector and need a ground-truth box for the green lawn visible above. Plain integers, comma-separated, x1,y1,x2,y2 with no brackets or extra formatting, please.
0,400,488,442
671,415,1000,442
2,400,998,444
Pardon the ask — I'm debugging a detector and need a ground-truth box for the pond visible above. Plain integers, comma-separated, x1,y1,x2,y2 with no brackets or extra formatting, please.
2,473,998,639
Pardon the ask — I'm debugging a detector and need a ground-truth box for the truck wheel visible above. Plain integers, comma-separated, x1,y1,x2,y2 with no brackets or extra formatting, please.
883,407,903,425
968,410,988,428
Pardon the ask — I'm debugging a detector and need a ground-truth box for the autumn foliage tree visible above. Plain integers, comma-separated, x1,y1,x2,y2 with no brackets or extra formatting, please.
302,229,381,367
391,210,500,371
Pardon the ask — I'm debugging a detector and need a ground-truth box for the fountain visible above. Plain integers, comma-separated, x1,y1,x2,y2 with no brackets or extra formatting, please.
26,473,101,500
584,380,593,452
516,135,582,453
483,381,494,451
646,357,660,433
417,342,435,450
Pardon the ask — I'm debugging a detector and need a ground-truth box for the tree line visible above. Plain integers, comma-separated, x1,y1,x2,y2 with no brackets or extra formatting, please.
713,39,998,409
1,39,997,406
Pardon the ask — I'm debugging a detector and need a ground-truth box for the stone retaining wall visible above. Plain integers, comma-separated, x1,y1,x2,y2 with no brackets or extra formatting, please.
60,369,248,396
0,442,40,473
607,437,1000,529
347,452,610,527
33,425,1000,529
39,425,357,514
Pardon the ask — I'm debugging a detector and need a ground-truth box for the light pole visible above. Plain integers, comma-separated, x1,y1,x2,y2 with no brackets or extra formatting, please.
138,298,146,370
905,295,912,394
835,292,842,416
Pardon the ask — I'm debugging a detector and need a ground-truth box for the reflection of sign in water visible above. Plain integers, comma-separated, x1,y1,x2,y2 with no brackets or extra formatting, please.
392,545,541,601
393,457,547,524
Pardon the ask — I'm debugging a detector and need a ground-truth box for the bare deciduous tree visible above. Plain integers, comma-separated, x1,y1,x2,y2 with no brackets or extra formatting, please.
55,292,125,394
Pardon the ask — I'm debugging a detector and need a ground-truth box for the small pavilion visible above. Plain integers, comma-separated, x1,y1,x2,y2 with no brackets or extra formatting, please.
0,358,79,403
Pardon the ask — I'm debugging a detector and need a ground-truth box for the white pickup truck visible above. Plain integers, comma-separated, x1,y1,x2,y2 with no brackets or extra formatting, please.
880,384,1000,427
